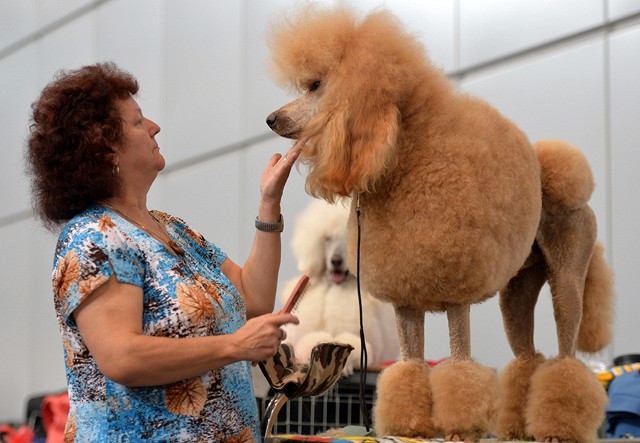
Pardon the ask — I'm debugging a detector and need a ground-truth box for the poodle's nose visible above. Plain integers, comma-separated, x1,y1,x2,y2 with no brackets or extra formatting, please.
331,255,343,268
266,112,278,128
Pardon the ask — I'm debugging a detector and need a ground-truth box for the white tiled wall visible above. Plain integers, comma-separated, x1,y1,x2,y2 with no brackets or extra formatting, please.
609,25,640,358
0,48,37,218
459,0,604,69
608,0,640,21
1,0,638,423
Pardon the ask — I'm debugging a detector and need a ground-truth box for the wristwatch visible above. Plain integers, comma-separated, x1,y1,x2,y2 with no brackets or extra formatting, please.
255,214,284,233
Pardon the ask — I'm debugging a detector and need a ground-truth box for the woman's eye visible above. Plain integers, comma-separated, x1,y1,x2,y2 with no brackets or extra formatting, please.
309,81,321,92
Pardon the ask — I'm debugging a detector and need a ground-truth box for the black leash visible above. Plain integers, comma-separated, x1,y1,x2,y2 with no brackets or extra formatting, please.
355,194,371,430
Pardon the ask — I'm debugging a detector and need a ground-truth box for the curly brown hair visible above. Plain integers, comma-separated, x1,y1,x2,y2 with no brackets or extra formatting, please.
26,62,139,229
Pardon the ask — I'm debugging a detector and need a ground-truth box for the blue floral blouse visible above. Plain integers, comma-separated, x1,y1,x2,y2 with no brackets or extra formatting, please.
52,205,260,442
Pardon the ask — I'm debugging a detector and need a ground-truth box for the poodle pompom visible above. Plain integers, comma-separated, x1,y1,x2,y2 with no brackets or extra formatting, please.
266,5,356,92
289,198,350,277
526,358,607,442
430,359,500,440
577,241,616,352
535,140,595,214
495,353,545,440
374,360,435,437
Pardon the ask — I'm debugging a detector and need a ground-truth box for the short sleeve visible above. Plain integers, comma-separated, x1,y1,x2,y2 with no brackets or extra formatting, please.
205,240,227,268
53,214,145,327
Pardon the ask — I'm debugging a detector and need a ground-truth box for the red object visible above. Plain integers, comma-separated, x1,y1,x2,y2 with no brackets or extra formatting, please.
41,392,70,443
0,424,35,443
427,357,449,367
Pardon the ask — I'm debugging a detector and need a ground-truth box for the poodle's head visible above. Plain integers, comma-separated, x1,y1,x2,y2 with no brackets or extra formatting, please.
290,198,353,285
266,6,435,202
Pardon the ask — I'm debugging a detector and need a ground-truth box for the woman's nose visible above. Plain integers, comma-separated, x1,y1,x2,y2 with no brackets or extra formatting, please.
146,118,161,135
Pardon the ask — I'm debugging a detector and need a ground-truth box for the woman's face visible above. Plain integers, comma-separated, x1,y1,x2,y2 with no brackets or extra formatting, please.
114,96,165,180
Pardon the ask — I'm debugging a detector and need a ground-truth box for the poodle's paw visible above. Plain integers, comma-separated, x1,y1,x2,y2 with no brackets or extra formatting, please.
341,359,356,377
526,357,607,442
373,359,435,438
334,332,371,376
430,359,500,441
294,331,334,362
495,353,545,440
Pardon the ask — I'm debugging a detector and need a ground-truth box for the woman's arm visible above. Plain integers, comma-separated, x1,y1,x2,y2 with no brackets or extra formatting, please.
73,275,297,387
231,139,305,318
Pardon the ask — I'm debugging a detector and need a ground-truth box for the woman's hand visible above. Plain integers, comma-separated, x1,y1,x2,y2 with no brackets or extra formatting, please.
235,138,307,319
259,138,306,216
231,312,299,363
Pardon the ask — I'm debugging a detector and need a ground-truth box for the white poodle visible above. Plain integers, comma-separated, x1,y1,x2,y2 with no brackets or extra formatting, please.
280,198,400,375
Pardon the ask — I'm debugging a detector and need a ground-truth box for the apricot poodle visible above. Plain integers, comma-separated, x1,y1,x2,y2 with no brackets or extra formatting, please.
266,6,615,441
279,198,399,375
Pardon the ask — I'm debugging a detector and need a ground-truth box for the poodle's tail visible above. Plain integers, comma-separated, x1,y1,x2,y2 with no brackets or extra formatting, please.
534,140,615,353
577,241,616,353
535,139,594,214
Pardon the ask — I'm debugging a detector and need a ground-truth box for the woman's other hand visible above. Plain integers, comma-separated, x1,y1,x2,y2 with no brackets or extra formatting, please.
231,312,299,363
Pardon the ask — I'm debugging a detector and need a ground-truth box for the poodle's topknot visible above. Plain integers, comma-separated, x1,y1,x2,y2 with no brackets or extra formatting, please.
267,5,357,92
266,5,431,95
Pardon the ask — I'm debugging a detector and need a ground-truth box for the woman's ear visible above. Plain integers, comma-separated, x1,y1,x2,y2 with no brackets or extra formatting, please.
105,150,117,164
103,149,120,176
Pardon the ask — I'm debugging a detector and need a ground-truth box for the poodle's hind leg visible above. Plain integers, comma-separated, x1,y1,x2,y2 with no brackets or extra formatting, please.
374,306,435,437
526,207,607,442
538,207,597,359
496,252,547,441
431,303,500,441
526,358,607,443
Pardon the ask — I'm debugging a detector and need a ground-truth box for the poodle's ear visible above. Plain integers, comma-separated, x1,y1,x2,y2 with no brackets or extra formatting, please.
303,98,400,201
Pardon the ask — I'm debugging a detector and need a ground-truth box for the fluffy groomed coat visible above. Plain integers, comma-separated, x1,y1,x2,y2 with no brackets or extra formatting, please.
266,6,614,441
280,199,399,375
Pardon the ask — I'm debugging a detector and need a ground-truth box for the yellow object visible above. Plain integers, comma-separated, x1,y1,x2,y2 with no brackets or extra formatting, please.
597,362,640,390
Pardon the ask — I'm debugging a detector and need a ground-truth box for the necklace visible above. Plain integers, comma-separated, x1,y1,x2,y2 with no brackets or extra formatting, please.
101,203,185,257
102,203,229,315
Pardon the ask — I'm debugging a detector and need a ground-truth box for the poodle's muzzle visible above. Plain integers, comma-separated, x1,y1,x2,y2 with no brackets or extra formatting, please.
328,253,351,285
266,94,318,139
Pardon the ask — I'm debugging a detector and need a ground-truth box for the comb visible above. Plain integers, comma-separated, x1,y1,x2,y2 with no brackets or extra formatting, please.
279,274,310,314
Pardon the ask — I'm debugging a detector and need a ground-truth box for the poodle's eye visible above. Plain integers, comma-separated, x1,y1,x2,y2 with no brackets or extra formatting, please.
323,235,331,243
308,81,321,92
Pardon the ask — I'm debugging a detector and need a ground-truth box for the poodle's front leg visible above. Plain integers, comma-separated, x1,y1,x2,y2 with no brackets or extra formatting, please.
374,305,435,437
431,302,499,441
394,305,424,360
446,302,470,361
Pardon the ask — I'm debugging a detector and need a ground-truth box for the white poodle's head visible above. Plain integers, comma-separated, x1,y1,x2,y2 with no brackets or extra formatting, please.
290,198,353,285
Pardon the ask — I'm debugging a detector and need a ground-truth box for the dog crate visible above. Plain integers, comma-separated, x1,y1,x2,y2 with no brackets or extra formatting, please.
257,370,378,436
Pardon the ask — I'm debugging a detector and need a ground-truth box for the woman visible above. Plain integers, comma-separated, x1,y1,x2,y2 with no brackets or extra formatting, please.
26,62,301,442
